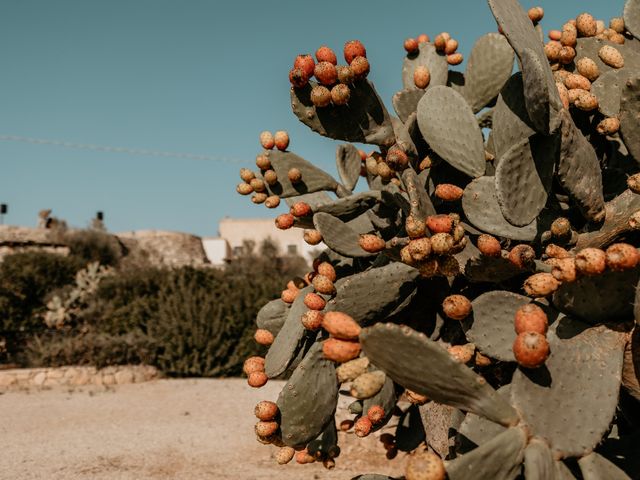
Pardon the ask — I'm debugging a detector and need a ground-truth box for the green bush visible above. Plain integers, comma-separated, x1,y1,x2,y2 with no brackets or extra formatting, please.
64,229,123,267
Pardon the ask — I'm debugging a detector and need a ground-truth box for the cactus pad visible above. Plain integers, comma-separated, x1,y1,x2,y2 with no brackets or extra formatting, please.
314,192,382,222
392,89,425,123
578,452,631,480
402,42,449,91
510,318,627,457
625,0,640,39
336,144,362,192
363,376,396,432
591,70,625,117
256,298,289,336
620,76,640,163
313,212,375,258
402,168,436,219
262,150,340,198
417,86,486,178
523,439,555,480
360,323,519,426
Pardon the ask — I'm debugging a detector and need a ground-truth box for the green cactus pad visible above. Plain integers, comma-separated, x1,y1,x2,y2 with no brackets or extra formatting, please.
402,168,437,219
419,402,465,458
417,86,486,178
391,116,418,160
557,110,605,222
457,385,510,454
465,291,538,362
392,89,425,123
314,192,382,222
555,461,578,480
446,426,527,480
622,328,639,400
592,70,626,117
625,0,640,39
307,420,338,459
510,318,627,457
265,285,313,378
290,80,395,147
578,452,631,480
462,176,538,241
495,134,556,226
284,191,334,208
336,144,362,192
552,267,640,324
492,73,536,163
256,298,289,336
523,439,556,480
395,404,425,452
576,190,640,249
363,376,396,432
402,42,449,91
463,33,515,113
620,76,640,163
313,212,376,258
277,342,338,447
575,37,640,77
327,262,419,326
520,47,558,135
360,323,519,426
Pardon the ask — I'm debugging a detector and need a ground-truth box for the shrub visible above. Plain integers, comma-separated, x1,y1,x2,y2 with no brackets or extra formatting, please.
64,229,123,268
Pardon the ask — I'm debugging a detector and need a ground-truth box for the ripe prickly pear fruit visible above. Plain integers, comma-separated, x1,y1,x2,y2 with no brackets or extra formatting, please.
358,234,386,253
564,73,591,91
248,371,268,388
367,405,385,424
304,292,326,310
406,450,446,480
301,310,323,330
418,257,439,278
448,344,475,364
249,178,266,193
275,213,295,230
629,173,640,194
599,45,624,68
259,131,275,150
576,57,600,81
426,214,453,233
254,400,279,421
311,85,332,107
290,201,312,217
243,356,265,376
430,232,454,255
312,274,335,295
386,146,409,170
344,40,366,64
255,421,279,438
287,167,302,184
475,352,491,367
576,12,597,37
275,446,295,465
575,247,606,275
404,37,419,54
434,32,449,51
336,356,370,383
289,67,309,88
551,257,577,283
606,243,640,270
350,56,370,79
524,273,560,297
254,328,274,346
550,217,571,237
610,17,625,33
255,153,271,170
514,303,548,335
274,131,289,151
597,117,620,135
406,389,429,405
406,215,427,239
281,288,298,304
316,262,336,281
354,416,372,437
314,61,338,86
477,234,502,257
303,229,322,246
315,45,337,65
549,29,562,40
264,195,280,209
236,183,253,195
442,294,472,320
447,53,463,65
295,449,315,464
434,183,463,202
545,41,562,62
559,46,576,65
528,6,544,23
263,170,277,185
513,332,550,368
351,370,386,399
408,237,432,262
546,243,571,259
417,33,429,43
508,244,536,269
240,168,255,182
574,91,598,111
414,65,431,89
336,65,355,84
322,338,361,363
330,84,351,105
251,193,267,204
294,54,315,78
322,311,361,340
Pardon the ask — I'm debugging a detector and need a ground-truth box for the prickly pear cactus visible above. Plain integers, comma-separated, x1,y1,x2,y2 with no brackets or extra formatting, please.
237,2,640,478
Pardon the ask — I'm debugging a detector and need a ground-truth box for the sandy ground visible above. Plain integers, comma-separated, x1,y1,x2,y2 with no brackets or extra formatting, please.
0,378,406,480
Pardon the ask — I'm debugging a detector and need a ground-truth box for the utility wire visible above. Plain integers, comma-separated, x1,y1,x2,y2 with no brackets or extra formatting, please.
0,134,243,164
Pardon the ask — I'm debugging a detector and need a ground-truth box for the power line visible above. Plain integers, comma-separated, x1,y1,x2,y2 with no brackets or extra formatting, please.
0,134,244,164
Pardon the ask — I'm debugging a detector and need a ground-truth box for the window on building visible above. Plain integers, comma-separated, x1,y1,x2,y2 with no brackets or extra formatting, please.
287,244,297,255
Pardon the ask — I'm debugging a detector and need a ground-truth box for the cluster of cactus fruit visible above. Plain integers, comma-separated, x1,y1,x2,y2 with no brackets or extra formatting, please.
236,0,640,478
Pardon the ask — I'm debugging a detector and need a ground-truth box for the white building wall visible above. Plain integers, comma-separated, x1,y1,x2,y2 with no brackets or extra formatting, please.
201,237,231,267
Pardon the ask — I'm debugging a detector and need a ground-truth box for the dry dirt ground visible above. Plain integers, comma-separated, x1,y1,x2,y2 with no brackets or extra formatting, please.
0,378,407,480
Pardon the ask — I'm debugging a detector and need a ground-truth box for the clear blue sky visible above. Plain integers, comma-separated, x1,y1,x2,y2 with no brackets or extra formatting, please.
0,0,623,236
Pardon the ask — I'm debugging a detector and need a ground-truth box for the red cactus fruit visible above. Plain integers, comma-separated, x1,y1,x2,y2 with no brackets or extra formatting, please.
254,328,274,346
322,311,361,340
350,56,370,79
528,6,544,23
405,389,429,405
514,303,548,335
322,338,361,362
311,274,334,295
255,421,279,438
406,450,446,480
434,33,449,51
575,247,606,275
316,45,337,64
255,153,271,170
281,288,298,304
477,234,502,257
426,214,454,233
513,332,550,368
414,66,431,89
248,371,268,388
354,416,373,437
605,243,640,271
294,54,315,78
434,183,463,201
295,449,315,464
259,131,275,150
448,344,475,364
275,446,295,465
406,214,427,238
275,213,295,230
314,61,338,86
404,37,419,54
254,400,279,421
444,38,458,55
290,201,312,217
358,234,386,253
239,168,255,182
386,146,409,170
311,85,332,107
236,183,253,195
303,229,323,245
336,65,355,84
249,178,265,193
289,67,309,88
551,257,577,283
274,130,289,151
430,232,454,255
408,237,432,262
316,262,337,282
344,40,367,64
331,84,351,105
243,356,265,376
523,273,560,297
287,167,302,184
447,53,464,65
442,294,472,320
304,292,326,311
367,405,385,424
508,244,536,269
545,243,570,259
301,310,323,330
417,33,430,44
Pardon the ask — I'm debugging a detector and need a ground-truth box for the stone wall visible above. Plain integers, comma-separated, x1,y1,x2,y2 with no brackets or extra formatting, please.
0,365,159,391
